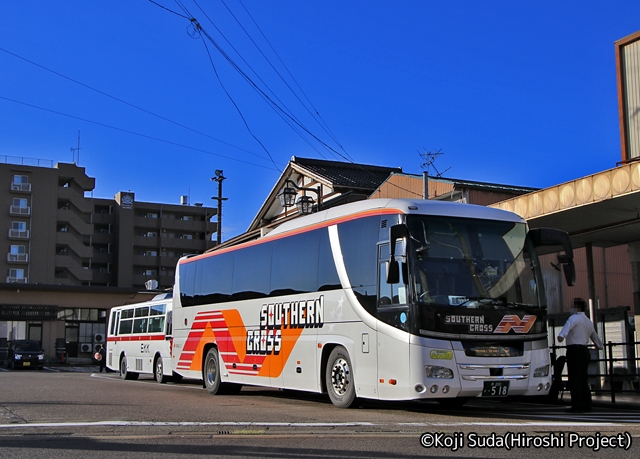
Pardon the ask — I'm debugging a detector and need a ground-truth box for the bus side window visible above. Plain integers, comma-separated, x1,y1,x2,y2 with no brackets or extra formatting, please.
109,310,117,336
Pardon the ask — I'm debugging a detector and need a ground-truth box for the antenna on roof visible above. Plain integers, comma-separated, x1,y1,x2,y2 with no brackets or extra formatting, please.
418,148,450,200
418,148,449,178
70,130,81,165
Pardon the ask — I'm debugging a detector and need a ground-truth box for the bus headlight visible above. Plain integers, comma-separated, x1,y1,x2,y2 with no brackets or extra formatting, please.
534,364,549,377
425,365,454,379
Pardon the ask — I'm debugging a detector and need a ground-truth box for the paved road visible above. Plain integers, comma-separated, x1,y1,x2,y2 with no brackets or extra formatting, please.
1,368,638,458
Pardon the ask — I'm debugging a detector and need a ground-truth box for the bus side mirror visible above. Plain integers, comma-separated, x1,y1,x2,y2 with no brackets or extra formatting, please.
386,260,399,284
387,224,409,284
528,228,575,286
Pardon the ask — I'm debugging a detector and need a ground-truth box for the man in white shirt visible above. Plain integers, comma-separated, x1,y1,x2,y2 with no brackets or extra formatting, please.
557,302,603,413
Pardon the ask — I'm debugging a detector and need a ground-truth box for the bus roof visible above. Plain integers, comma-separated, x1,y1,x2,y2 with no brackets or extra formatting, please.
180,199,525,265
268,198,525,237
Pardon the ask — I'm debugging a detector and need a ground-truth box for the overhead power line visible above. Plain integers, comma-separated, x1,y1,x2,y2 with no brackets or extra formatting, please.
152,0,422,198
0,46,271,162
0,95,280,172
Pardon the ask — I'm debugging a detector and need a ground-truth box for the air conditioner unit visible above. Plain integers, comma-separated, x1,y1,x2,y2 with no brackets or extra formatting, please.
94,333,104,343
145,279,159,290
80,343,92,353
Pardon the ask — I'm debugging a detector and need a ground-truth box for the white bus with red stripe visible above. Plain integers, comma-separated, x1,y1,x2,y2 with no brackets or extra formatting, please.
106,293,174,383
170,198,575,407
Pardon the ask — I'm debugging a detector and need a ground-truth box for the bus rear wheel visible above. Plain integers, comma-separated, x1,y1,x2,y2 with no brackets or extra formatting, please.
154,356,169,384
120,355,138,380
326,346,356,408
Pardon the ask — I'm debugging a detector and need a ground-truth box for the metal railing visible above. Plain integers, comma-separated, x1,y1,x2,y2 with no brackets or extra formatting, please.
10,182,31,192
551,340,640,403
1,156,53,168
7,253,28,262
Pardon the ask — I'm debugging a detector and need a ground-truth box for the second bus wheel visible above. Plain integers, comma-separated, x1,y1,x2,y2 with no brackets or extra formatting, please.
325,346,357,408
154,356,169,384
120,355,138,380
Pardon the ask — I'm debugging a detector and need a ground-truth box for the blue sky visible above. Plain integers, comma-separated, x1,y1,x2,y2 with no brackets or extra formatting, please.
1,1,639,239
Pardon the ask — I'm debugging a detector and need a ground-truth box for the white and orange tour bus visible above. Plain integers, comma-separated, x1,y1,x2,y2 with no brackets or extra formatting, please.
106,293,174,383
170,198,575,408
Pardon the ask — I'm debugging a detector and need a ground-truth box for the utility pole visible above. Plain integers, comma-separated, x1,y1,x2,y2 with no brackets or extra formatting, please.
211,170,227,245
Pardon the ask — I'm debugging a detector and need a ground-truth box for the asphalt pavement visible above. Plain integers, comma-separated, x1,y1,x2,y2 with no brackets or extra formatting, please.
32,361,640,412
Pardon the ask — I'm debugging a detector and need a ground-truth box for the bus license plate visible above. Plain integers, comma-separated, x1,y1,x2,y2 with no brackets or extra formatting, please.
23,362,30,366
482,381,508,397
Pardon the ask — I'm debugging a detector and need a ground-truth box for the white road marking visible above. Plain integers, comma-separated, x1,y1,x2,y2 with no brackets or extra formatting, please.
0,419,629,430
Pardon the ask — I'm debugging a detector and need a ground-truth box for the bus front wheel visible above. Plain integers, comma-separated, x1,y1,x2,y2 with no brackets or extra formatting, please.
203,348,222,395
326,346,356,408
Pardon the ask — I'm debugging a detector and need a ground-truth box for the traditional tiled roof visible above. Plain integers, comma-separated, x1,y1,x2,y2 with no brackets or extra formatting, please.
293,157,402,191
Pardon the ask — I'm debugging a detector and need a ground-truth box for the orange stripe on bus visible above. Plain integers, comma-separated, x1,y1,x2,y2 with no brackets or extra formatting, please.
180,207,401,265
176,308,306,379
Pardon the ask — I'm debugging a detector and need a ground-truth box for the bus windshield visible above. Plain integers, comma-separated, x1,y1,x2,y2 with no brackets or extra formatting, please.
407,215,540,310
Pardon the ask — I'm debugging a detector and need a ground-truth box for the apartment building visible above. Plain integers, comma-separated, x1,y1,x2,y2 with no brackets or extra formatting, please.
0,159,216,359
1,160,216,289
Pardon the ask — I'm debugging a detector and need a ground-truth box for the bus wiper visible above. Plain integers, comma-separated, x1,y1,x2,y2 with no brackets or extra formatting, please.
477,299,536,309
456,298,510,308
409,234,429,254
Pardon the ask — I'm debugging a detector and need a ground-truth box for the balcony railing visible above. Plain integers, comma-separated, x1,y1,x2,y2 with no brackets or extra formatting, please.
8,229,29,239
11,182,31,192
7,253,28,262
6,276,27,283
9,205,31,216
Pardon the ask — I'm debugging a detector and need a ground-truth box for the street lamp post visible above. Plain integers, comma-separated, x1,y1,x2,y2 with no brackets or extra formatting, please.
211,170,227,245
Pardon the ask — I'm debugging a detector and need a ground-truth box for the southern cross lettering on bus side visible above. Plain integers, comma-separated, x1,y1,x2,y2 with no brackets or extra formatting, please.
246,296,325,355
246,328,281,354
291,301,299,327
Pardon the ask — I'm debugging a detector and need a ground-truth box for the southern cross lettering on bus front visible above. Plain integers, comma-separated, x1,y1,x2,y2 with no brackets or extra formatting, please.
443,314,537,334
445,315,486,325
246,295,325,355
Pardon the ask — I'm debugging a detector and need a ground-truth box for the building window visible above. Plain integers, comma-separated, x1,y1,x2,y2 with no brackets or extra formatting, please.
8,245,27,262
13,198,28,208
145,251,158,257
12,221,27,231
143,269,157,276
9,268,24,279
11,175,31,192
146,232,158,237
10,245,25,255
